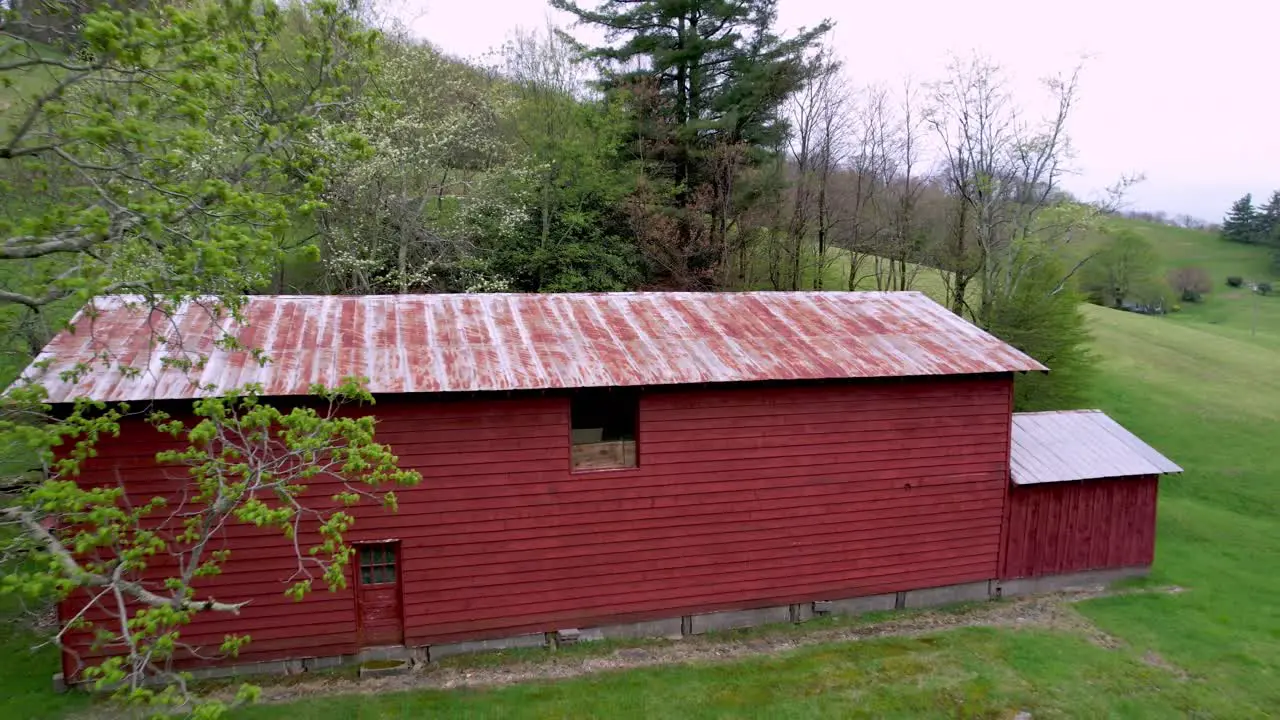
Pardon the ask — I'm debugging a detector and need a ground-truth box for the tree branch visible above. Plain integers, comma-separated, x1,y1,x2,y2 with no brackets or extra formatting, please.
1,506,248,614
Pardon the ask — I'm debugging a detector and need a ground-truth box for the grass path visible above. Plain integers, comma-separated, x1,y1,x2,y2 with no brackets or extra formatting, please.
219,586,1207,719
239,589,1134,704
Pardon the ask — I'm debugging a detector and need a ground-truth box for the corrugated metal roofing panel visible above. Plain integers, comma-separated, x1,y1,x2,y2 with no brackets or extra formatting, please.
1010,410,1182,485
22,291,1047,403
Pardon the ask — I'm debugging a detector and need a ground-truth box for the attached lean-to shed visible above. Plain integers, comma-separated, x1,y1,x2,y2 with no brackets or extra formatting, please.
1000,410,1182,584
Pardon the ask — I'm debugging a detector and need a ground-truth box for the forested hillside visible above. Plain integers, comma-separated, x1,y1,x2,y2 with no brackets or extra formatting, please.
0,0,1135,410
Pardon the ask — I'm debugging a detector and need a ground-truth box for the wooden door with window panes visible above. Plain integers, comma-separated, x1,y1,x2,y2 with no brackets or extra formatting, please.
355,542,403,646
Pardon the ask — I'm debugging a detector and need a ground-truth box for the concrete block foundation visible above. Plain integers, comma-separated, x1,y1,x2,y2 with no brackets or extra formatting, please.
356,645,415,663
302,655,350,672
54,567,1152,690
993,566,1149,598
593,617,684,640
689,604,792,634
815,593,898,617
903,581,992,609
186,659,305,682
427,633,546,662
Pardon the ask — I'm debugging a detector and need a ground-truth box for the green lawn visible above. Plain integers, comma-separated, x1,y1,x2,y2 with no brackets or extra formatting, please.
6,220,1280,718
237,629,1222,720
0,589,89,719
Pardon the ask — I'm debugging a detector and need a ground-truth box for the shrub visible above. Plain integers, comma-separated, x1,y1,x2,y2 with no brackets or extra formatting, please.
1168,266,1211,301
1258,282,1273,296
1227,276,1244,287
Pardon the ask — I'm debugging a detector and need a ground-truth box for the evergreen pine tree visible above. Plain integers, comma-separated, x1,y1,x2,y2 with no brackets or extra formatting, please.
1222,193,1260,244
1258,190,1280,247
549,0,831,286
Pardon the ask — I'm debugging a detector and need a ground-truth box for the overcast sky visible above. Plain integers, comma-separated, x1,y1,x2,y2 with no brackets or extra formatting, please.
395,0,1279,221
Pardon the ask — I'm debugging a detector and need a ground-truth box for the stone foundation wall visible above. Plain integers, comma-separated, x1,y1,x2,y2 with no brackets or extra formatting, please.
53,567,1149,691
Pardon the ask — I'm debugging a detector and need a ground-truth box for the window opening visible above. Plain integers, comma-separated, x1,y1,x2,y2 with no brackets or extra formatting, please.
571,388,638,471
358,543,397,585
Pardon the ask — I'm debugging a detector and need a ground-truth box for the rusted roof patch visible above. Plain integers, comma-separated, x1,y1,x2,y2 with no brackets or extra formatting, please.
24,291,1047,403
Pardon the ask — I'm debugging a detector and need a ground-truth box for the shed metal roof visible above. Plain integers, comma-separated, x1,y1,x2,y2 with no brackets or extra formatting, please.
22,291,1046,403
1010,410,1181,485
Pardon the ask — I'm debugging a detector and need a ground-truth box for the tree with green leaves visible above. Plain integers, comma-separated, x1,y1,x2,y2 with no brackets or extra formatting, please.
1080,229,1164,309
985,254,1093,410
550,0,831,288
1,0,379,353
475,23,643,292
1,2,420,714
1221,193,1261,244
314,38,512,295
2,380,419,713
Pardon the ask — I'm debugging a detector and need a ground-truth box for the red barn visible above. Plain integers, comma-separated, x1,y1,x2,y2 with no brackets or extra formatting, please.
22,291,1180,681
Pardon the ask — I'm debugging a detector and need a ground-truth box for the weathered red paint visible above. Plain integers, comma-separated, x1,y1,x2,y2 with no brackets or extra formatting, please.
355,542,404,647
999,476,1159,579
59,374,1015,674
28,292,1045,403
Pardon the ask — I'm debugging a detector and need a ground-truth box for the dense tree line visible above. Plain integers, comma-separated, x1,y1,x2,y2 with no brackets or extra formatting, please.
1113,209,1216,232
1221,192,1280,269
303,11,1104,413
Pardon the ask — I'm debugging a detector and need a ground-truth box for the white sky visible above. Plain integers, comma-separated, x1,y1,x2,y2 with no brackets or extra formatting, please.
394,0,1280,221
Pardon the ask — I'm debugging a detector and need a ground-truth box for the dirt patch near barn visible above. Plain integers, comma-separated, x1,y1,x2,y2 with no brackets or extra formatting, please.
198,584,1186,708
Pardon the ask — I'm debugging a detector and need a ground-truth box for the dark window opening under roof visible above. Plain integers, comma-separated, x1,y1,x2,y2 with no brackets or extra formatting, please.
571,388,637,471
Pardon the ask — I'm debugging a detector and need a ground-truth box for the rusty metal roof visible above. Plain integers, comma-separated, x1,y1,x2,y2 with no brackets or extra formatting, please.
1011,410,1181,485
23,291,1046,403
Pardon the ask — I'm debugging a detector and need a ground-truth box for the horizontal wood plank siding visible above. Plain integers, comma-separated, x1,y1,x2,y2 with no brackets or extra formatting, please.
62,375,1012,673
1000,476,1159,579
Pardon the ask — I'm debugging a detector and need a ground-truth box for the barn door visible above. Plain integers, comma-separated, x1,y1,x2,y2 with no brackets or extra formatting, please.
355,542,404,647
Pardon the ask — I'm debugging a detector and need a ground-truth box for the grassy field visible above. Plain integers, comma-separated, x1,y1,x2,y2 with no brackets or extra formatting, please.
1077,219,1280,346
5,220,1280,718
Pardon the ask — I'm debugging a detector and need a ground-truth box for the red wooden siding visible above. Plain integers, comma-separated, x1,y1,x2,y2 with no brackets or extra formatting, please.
1000,476,1159,579
61,374,1013,674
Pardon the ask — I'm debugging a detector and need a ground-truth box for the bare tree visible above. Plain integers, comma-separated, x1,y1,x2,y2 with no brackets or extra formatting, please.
873,79,928,292
783,58,821,289
810,52,851,289
840,84,892,291
926,54,1017,318
775,46,850,290
924,56,1115,321
1167,265,1212,301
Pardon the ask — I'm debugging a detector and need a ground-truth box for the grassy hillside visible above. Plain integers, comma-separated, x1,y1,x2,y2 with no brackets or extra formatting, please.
1078,219,1280,344
1074,302,1280,714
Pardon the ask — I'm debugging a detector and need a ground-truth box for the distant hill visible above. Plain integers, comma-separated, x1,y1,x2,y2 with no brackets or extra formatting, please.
1092,218,1280,345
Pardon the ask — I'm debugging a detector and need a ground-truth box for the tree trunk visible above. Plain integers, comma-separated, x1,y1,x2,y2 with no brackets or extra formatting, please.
950,201,970,315
397,233,408,294
815,180,827,290
539,167,552,291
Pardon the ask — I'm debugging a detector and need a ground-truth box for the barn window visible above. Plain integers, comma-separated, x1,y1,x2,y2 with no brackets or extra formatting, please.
358,543,397,585
570,388,638,471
